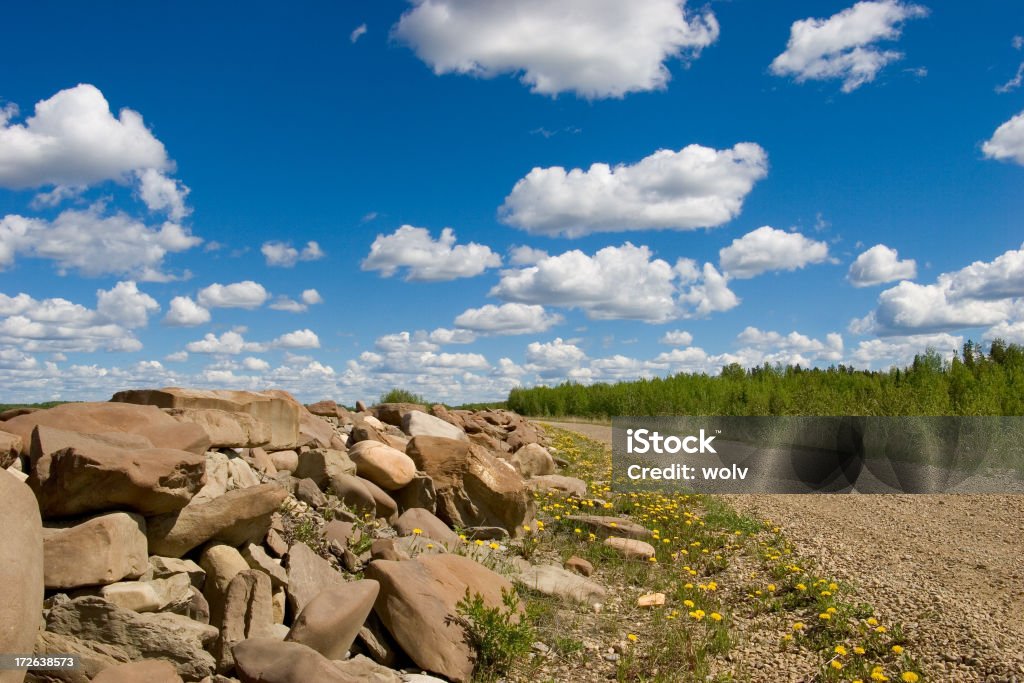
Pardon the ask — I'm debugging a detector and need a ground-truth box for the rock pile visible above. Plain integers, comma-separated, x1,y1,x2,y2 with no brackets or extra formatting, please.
0,388,577,683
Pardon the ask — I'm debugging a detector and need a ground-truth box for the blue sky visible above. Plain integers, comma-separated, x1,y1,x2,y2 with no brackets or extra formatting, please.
1,0,1023,403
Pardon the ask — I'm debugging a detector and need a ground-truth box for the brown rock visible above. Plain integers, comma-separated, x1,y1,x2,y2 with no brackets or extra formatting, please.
393,508,460,548
603,536,656,560
328,473,376,516
32,630,131,682
305,400,341,417
401,411,468,442
505,442,555,478
355,400,367,412
218,569,274,673
393,472,437,514
1,470,43,680
146,483,289,557
285,542,348,614
241,543,288,590
371,402,427,427
286,580,379,659
349,419,388,446
111,387,300,450
43,512,148,589
294,448,355,489
200,543,250,625
526,474,588,499
406,436,534,536
294,478,327,508
348,441,416,490
164,407,270,448
366,554,519,683
565,514,650,540
247,447,278,476
232,638,362,683
28,426,206,519
3,402,210,456
563,556,593,577
322,520,357,548
269,449,298,473
370,538,409,562
359,476,399,521
91,659,183,683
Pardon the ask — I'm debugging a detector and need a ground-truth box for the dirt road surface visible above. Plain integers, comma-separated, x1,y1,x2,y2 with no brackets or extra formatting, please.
542,420,1024,681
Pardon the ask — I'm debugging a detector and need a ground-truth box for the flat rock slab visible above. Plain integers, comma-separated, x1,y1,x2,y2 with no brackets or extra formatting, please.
526,474,588,499
29,425,206,518
402,411,469,442
91,659,184,683
565,514,651,540
514,564,606,605
4,401,210,455
45,595,217,681
285,542,348,614
146,483,288,557
165,407,270,448
232,638,364,683
603,536,656,560
43,511,148,590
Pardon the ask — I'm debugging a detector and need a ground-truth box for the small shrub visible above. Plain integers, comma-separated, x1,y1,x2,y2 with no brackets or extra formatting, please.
379,387,426,404
455,588,534,679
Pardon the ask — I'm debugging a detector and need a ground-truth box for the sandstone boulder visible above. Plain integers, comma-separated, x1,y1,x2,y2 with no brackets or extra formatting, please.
565,514,650,540
269,449,298,473
1,471,43,683
328,473,375,516
148,556,205,588
232,638,362,683
366,554,518,683
347,440,416,490
200,543,251,626
45,595,218,681
111,388,300,450
563,556,594,577
371,402,427,427
294,448,355,489
190,451,259,506
241,543,288,590
401,410,468,442
218,569,274,672
505,442,555,478
286,580,379,659
393,508,460,548
147,483,289,557
32,630,132,682
285,542,348,614
406,436,534,536
43,512,148,589
526,474,588,499
393,472,437,514
4,402,210,456
99,573,192,613
165,407,270,448
603,537,656,560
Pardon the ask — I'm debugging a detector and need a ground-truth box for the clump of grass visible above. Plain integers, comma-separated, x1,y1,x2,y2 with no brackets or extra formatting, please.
455,588,535,681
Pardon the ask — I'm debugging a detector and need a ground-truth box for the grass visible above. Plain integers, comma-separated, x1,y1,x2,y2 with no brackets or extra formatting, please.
497,426,925,682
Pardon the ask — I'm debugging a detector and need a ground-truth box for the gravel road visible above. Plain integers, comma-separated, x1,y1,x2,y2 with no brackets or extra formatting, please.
542,420,1024,681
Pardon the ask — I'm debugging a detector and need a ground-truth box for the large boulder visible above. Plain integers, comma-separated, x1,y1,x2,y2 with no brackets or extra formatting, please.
285,542,348,614
190,451,259,506
45,595,218,681
99,574,192,613
366,554,519,683
199,543,251,625
406,437,534,536
217,569,275,673
1,471,43,683
285,580,379,659
146,483,288,557
111,388,300,451
91,660,184,683
347,440,416,490
401,411,468,442
31,631,132,681
505,442,555,478
29,426,206,518
232,638,363,683
164,407,270,448
514,564,606,605
371,403,427,427
43,512,148,590
3,402,210,456
293,448,355,489
328,473,376,516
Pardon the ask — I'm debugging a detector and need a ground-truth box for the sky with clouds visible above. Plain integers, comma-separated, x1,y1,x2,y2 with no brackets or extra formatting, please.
1,0,1022,404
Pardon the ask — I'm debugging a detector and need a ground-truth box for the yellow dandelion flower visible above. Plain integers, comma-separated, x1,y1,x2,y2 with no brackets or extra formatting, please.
819,612,831,620
866,617,879,626
627,634,638,642
891,645,904,655
767,584,777,591
689,609,705,621
474,539,485,546
900,674,919,683
683,599,695,608
489,542,499,550
412,528,423,535
792,622,805,631
574,528,582,534
875,625,887,634
796,583,807,591
853,646,866,655
830,660,843,670
834,645,847,656
710,612,722,621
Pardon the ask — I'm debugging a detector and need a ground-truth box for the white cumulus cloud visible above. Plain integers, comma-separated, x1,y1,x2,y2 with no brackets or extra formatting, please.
186,331,267,355
719,226,830,279
499,143,768,237
770,1,928,92
394,0,719,98
361,225,501,281
164,296,211,326
454,303,563,335
273,329,320,349
261,241,325,267
848,244,917,286
197,281,268,309
96,281,158,328
982,110,1024,165
659,329,694,346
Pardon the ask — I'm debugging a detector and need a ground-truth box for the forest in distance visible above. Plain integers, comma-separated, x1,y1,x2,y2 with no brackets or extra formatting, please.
505,340,1024,418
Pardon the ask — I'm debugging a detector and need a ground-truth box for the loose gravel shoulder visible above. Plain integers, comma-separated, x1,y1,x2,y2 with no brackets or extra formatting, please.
543,420,1024,681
